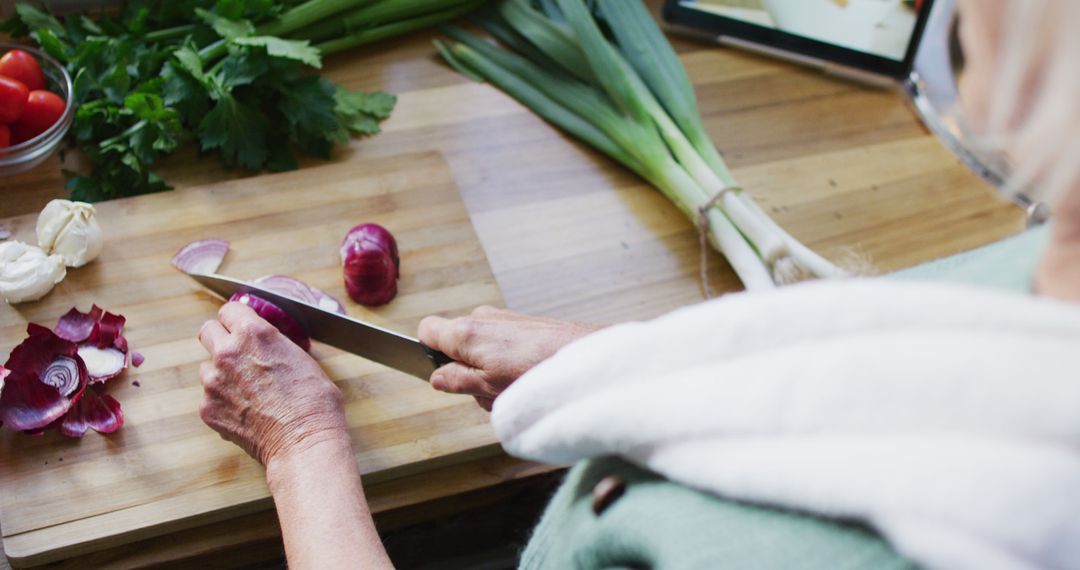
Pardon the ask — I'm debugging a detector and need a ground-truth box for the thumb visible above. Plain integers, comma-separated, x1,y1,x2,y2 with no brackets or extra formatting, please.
430,362,496,399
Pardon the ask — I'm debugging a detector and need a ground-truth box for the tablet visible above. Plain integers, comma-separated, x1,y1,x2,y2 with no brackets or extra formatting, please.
663,0,935,82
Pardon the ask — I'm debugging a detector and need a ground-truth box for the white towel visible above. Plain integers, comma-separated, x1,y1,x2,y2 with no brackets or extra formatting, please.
491,280,1080,570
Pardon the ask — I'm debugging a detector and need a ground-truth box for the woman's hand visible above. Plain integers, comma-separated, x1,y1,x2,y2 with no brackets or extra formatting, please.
418,306,604,410
197,302,349,467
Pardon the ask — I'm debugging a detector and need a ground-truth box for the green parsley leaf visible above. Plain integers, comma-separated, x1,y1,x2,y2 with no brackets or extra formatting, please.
234,36,322,68
199,93,270,170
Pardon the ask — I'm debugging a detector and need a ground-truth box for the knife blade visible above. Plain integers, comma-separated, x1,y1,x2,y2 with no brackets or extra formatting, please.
188,273,452,380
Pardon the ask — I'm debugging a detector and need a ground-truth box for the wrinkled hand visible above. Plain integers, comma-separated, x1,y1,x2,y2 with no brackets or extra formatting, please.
418,306,604,411
198,302,349,467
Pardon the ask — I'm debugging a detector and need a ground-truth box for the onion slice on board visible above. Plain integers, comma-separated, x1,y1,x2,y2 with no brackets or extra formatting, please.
0,225,11,240
171,239,230,274
131,352,145,367
253,275,346,315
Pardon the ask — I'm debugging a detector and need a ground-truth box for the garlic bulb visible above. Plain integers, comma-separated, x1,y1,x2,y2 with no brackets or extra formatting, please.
36,199,104,268
0,241,67,304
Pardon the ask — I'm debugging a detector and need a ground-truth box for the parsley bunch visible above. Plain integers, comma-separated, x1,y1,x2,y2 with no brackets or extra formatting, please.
2,0,475,201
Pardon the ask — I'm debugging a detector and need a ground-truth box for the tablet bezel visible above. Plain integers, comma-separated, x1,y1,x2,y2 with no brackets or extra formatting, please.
662,0,937,79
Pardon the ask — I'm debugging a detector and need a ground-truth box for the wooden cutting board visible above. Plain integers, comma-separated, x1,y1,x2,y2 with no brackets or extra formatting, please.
0,151,503,567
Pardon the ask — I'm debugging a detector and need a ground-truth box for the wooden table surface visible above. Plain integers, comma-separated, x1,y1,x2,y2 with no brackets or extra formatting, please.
0,2,1025,567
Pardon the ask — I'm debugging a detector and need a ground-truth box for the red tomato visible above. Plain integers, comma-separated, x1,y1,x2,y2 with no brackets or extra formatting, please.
0,123,10,148
0,50,46,91
12,90,65,141
0,75,29,124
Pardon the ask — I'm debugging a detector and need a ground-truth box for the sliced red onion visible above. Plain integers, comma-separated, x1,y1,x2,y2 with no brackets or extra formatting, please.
41,356,82,397
77,346,128,382
171,239,230,275
0,224,11,240
253,275,346,315
230,293,311,351
59,388,124,438
340,224,399,306
0,324,88,431
131,352,145,367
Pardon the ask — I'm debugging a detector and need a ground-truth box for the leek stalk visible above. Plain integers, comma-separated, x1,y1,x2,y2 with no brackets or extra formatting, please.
437,0,848,289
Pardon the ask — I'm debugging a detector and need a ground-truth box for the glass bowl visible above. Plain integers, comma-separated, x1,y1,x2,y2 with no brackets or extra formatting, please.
0,42,75,177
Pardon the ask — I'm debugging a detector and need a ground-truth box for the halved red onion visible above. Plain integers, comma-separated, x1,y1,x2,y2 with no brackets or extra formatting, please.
171,239,230,275
77,346,128,381
230,293,311,351
60,388,124,438
253,275,346,315
131,352,145,367
340,224,399,306
0,324,89,431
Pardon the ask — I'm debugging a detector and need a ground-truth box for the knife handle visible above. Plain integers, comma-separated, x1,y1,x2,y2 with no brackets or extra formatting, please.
422,343,454,370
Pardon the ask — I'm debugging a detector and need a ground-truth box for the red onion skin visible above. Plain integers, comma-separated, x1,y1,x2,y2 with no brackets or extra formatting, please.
60,388,124,438
0,324,89,431
229,293,312,351
343,249,398,306
340,223,399,267
341,224,399,306
57,306,130,382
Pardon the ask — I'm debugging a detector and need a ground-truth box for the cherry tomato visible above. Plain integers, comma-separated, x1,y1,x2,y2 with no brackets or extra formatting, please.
0,50,46,91
0,123,10,148
0,75,29,124
12,90,65,141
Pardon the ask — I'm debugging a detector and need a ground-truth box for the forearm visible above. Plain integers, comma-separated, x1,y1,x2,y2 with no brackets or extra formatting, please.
266,436,394,569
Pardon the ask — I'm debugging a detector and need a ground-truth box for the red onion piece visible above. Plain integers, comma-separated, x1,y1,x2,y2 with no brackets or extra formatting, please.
171,239,230,275
0,324,88,431
56,306,130,382
55,306,103,343
41,356,82,397
230,293,311,351
131,352,145,367
340,224,399,306
77,346,127,381
60,388,124,438
0,224,11,240
253,275,346,315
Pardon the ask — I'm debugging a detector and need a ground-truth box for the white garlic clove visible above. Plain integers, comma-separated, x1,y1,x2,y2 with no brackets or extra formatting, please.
36,199,104,268
0,241,67,304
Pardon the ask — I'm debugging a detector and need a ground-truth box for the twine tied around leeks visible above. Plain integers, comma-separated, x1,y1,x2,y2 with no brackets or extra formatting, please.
696,185,741,299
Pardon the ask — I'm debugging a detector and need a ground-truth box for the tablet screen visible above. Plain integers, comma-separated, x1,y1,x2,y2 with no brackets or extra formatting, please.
679,0,928,62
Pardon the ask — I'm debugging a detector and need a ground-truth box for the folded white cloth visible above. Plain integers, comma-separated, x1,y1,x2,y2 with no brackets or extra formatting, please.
491,280,1080,570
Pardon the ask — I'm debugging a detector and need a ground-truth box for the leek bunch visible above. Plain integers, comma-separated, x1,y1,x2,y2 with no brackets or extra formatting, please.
436,0,848,289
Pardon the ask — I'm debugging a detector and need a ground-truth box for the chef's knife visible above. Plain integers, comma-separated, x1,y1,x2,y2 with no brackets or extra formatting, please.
188,273,452,380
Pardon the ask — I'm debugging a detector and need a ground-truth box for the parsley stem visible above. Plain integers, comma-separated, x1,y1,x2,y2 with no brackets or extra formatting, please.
145,24,196,43
100,120,147,148
315,0,484,55
199,39,228,64
259,0,379,38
